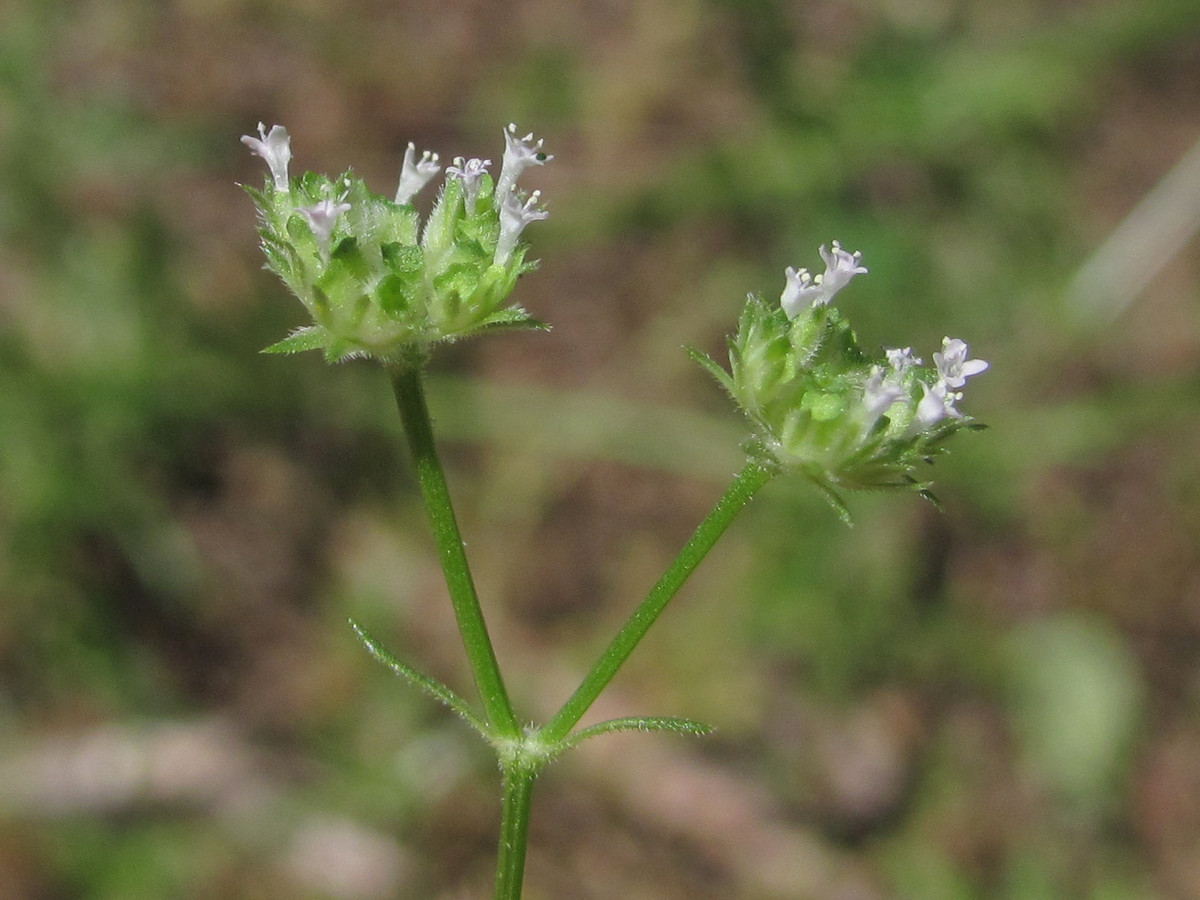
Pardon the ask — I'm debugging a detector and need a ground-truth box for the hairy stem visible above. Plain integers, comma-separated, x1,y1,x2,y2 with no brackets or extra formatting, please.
388,363,519,738
493,761,537,900
541,460,774,745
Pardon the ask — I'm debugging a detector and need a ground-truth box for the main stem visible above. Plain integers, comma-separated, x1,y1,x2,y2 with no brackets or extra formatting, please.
493,762,537,900
389,363,519,738
541,460,775,745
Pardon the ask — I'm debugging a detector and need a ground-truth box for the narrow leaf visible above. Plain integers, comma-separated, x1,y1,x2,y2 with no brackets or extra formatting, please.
686,346,736,396
477,309,552,333
262,326,328,355
917,487,944,511
807,474,854,527
350,621,490,738
563,715,714,750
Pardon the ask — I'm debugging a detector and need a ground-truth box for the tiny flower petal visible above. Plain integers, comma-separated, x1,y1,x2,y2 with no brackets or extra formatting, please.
446,156,492,211
780,241,868,314
299,195,352,256
395,143,442,204
934,337,988,389
494,189,548,265
780,266,826,318
241,122,292,191
885,346,922,376
914,380,963,428
862,365,907,430
815,240,868,302
494,124,552,206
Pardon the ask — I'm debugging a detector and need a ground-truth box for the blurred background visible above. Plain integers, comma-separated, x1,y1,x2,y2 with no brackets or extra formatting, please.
3,0,1200,897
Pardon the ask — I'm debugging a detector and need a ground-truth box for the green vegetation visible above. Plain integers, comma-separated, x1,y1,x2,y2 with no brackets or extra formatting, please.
3,0,1200,897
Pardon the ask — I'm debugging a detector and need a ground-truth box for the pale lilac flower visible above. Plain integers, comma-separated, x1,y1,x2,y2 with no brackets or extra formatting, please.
394,143,441,205
815,241,868,302
494,124,552,206
862,365,908,431
780,266,824,318
300,194,352,256
885,347,922,376
934,337,988,389
495,190,548,265
446,157,492,211
241,122,292,191
914,380,963,428
779,241,868,316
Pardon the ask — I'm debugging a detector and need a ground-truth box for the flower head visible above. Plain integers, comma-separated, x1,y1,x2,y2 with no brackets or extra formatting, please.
495,189,548,265
692,240,987,516
244,122,548,363
395,143,442,205
779,240,867,317
934,337,989,389
447,156,492,212
241,122,292,191
494,124,552,206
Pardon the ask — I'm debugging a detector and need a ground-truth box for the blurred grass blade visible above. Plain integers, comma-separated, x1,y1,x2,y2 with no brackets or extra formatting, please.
1065,132,1200,324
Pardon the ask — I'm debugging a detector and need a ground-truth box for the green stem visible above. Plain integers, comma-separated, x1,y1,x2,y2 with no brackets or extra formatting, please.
541,460,774,745
493,762,537,900
388,363,519,738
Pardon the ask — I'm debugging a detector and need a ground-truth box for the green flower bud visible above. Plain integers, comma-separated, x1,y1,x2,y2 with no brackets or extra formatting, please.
242,124,550,365
693,243,987,517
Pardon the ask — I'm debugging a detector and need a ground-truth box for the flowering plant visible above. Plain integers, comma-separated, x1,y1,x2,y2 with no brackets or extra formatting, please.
243,123,550,366
242,122,987,899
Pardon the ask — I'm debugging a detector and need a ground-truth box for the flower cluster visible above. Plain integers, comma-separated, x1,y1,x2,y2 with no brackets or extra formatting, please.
241,122,552,365
693,242,987,513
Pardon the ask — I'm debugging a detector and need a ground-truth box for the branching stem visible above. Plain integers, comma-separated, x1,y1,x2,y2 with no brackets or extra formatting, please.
541,460,774,745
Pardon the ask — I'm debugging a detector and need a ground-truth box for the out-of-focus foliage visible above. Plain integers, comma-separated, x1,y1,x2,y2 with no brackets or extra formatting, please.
3,0,1200,897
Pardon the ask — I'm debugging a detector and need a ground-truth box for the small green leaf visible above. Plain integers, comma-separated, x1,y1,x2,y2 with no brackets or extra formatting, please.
806,473,854,527
917,487,944,510
350,621,491,738
262,327,328,355
562,715,714,750
686,346,736,396
476,309,551,333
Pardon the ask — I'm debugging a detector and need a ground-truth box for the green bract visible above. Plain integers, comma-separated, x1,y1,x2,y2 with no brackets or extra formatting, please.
243,126,548,365
693,243,987,518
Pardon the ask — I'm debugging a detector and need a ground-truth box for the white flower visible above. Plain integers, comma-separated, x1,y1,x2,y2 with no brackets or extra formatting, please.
494,124,552,206
862,365,908,431
779,240,868,316
885,347,922,376
394,143,441,205
241,122,292,191
933,337,988,389
299,194,352,256
446,156,492,211
815,241,868,302
780,266,824,318
494,189,548,265
914,380,963,428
